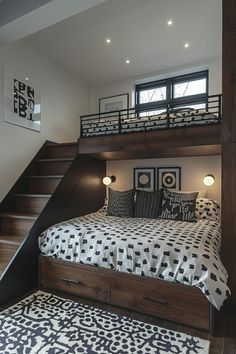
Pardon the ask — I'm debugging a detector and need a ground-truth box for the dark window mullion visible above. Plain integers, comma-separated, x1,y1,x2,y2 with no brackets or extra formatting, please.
135,70,209,111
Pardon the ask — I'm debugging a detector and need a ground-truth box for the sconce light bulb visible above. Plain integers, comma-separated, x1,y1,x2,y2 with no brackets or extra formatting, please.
103,176,112,186
102,175,116,186
203,174,215,186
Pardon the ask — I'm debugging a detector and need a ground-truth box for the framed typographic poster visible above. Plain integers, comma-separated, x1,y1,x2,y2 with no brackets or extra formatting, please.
4,64,41,132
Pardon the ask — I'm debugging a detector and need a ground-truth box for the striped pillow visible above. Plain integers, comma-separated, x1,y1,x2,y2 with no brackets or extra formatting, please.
135,190,162,219
107,188,135,218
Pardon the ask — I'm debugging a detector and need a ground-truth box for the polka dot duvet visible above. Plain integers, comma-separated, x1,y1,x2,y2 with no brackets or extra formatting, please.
39,212,230,310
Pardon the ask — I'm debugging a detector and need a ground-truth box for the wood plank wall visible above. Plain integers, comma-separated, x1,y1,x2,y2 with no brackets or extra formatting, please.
222,0,236,306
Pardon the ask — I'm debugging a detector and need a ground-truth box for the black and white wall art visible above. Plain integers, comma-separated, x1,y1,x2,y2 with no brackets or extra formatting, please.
99,93,129,114
4,64,41,132
157,167,181,191
134,167,155,191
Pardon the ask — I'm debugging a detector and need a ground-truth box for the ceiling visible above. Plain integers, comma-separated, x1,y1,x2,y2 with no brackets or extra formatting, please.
26,0,222,84
0,0,107,47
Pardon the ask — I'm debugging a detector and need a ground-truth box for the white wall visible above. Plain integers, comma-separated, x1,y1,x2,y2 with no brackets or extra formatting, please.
89,56,222,113
0,39,89,202
107,156,221,202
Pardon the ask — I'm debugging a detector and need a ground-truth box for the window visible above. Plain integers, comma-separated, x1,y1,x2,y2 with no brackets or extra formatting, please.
135,71,208,114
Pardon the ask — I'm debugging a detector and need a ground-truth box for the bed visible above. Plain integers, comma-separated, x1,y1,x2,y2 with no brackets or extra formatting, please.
39,210,230,333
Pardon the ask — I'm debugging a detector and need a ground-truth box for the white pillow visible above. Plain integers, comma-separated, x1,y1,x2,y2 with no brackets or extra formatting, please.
175,190,206,198
195,198,220,221
97,197,108,214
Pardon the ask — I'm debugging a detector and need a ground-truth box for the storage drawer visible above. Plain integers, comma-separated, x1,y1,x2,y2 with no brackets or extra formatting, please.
111,274,210,331
40,257,110,303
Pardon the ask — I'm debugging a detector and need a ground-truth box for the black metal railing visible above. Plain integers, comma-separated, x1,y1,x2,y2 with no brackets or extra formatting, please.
80,94,222,138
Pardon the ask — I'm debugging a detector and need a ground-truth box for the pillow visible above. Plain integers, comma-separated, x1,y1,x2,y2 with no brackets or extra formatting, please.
175,190,206,198
97,197,108,214
160,189,198,222
195,198,220,221
134,190,162,219
107,188,135,217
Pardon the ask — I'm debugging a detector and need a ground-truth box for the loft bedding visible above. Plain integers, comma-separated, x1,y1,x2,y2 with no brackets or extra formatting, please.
82,109,218,137
39,212,230,310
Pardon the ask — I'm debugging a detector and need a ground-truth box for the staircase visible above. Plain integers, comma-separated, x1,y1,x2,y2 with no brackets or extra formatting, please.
0,142,77,278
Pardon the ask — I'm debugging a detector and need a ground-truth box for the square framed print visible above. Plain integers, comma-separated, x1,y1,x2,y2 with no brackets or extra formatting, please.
4,64,41,132
134,168,155,192
157,167,181,191
99,93,129,114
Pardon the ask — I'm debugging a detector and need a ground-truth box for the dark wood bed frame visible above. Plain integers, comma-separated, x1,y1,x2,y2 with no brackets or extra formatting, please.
39,255,215,334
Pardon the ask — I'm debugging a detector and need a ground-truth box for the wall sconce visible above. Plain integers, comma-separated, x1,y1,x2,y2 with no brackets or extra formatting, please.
102,175,116,186
203,174,215,186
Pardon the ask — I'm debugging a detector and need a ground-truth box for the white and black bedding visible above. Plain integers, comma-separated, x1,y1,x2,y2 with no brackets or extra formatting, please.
82,109,218,137
39,212,230,310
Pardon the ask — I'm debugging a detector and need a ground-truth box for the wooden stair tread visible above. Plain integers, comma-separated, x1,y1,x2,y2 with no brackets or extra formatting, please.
27,175,63,179
38,158,74,162
0,234,24,246
0,212,38,220
47,142,77,147
13,193,51,198
0,262,7,273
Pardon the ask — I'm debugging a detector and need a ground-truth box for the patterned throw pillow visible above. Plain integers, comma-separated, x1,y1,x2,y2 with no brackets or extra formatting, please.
195,198,220,221
135,190,162,219
160,189,198,222
97,198,108,214
107,188,135,217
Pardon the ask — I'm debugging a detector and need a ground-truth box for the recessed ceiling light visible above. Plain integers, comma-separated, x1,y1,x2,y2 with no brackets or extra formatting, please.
105,38,111,44
184,42,190,48
125,59,131,64
25,77,29,80
167,19,173,26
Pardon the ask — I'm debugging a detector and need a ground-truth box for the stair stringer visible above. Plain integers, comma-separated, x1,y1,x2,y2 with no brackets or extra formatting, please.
0,154,106,306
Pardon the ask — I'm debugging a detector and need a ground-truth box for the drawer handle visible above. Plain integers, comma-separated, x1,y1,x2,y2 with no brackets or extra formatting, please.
60,277,82,285
142,296,168,305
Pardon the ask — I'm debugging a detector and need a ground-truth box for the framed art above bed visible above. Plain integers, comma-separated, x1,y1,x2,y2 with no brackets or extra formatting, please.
157,167,181,191
133,167,155,192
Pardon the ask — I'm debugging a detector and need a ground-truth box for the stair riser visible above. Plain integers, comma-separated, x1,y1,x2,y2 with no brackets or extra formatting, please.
0,243,19,264
28,178,61,194
0,217,35,236
37,161,72,175
14,196,49,214
47,145,77,159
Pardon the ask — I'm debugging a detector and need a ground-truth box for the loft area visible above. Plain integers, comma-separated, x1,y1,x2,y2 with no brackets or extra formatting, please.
79,70,221,160
79,94,221,160
80,69,216,138
80,94,221,138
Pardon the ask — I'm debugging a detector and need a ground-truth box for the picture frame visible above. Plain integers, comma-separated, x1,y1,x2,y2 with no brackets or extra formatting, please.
4,64,41,132
157,167,181,191
133,167,155,192
99,93,129,114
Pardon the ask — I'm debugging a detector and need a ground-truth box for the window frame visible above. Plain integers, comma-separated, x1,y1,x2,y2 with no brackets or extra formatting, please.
135,70,209,113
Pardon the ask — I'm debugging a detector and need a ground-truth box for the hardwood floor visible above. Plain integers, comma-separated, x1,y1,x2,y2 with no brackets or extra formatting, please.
38,289,236,354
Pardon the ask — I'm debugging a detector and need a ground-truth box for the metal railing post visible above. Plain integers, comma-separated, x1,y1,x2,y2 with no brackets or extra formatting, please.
118,111,122,134
167,103,170,128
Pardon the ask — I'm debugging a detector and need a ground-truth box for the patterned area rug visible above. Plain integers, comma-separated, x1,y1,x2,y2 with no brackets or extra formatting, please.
0,291,210,354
